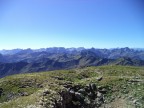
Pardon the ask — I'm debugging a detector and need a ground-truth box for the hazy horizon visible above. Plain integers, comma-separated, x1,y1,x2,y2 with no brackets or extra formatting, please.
0,47,144,51
0,0,144,49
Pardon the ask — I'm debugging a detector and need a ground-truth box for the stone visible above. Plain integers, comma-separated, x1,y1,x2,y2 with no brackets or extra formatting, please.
123,87,126,89
75,92,84,101
78,89,87,95
53,76,64,80
118,95,121,98
97,76,103,81
97,86,103,90
133,99,138,104
37,84,43,88
84,86,91,93
43,89,50,96
89,84,93,92
7,92,15,100
128,82,132,84
99,88,107,94
0,88,3,96
69,90,75,96
129,79,142,83
128,96,133,100
97,92,102,97
138,83,141,86
84,98,91,104
39,101,44,106
135,76,140,79
20,92,29,96
88,92,96,99
91,83,97,91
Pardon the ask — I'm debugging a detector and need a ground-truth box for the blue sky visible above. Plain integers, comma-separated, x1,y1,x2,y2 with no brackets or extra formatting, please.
0,0,144,49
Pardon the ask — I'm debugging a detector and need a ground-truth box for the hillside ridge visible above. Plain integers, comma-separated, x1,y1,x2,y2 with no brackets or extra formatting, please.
0,47,144,78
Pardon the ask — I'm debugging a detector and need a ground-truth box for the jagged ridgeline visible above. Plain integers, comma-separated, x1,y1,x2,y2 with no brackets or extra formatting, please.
0,66,144,108
0,47,144,78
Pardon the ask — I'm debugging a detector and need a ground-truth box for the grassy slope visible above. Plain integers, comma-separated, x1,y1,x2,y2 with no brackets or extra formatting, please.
0,66,144,108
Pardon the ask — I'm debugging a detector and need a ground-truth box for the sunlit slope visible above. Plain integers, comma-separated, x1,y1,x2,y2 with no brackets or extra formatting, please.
0,66,144,108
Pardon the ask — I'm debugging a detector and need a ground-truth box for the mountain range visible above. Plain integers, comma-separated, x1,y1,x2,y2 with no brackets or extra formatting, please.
0,47,144,78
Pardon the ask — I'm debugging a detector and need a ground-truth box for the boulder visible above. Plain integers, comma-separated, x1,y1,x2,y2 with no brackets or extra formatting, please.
53,83,107,108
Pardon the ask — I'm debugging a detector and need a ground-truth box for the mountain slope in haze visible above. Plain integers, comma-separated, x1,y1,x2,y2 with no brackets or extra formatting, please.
0,47,144,78
0,47,144,63
0,56,144,78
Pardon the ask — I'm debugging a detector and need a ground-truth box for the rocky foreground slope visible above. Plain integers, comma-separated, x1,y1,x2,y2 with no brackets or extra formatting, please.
0,66,144,108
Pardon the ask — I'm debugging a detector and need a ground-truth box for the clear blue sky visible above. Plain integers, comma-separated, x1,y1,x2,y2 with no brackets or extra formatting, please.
0,0,144,49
